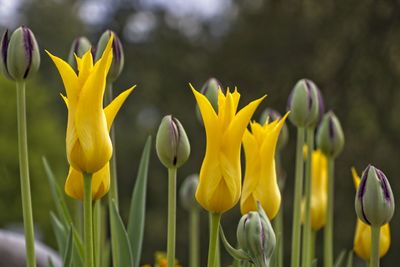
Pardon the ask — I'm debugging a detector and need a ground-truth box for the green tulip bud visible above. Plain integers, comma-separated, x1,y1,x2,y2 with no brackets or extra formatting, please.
156,115,190,169
0,26,40,81
179,174,199,211
95,30,124,82
316,111,344,158
287,79,319,127
196,78,222,123
355,165,394,227
68,36,92,70
237,203,276,267
259,108,289,151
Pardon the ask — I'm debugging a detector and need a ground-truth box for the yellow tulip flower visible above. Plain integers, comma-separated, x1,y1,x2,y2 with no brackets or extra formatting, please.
240,113,289,219
191,85,265,213
48,34,134,200
352,168,390,260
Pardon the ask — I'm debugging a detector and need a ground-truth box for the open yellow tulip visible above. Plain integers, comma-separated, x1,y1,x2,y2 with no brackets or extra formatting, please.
240,112,288,219
352,167,390,260
47,34,134,200
191,85,264,213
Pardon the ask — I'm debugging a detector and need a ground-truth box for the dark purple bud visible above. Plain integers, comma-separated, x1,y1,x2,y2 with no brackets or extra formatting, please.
316,111,344,158
0,30,12,79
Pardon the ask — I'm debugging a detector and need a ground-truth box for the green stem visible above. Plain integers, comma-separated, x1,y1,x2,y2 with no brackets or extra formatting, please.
302,128,314,267
273,209,284,267
370,226,380,267
310,230,316,262
84,174,94,267
291,127,305,267
16,81,36,267
207,213,222,267
105,82,120,267
94,200,102,267
190,209,200,267
324,158,334,267
167,168,177,267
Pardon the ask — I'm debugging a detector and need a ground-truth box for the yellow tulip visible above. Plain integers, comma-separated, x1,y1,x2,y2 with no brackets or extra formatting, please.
48,34,134,200
191,85,265,213
352,168,390,260
240,113,289,219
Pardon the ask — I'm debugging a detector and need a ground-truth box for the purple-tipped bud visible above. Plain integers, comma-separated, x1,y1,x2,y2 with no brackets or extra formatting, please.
237,203,276,267
95,30,124,82
259,108,289,151
0,26,40,81
179,174,200,210
355,165,394,227
156,115,190,168
316,111,344,158
68,36,92,71
287,79,319,128
196,77,223,124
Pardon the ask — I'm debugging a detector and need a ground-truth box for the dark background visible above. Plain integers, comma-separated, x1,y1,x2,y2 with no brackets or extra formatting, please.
0,0,399,266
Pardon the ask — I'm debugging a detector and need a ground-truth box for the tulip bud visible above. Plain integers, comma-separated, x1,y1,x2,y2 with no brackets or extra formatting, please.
156,115,190,169
316,111,344,158
0,26,40,81
287,79,319,127
196,78,222,123
179,174,199,211
259,108,289,151
355,165,394,228
95,30,124,82
67,36,92,70
237,203,276,267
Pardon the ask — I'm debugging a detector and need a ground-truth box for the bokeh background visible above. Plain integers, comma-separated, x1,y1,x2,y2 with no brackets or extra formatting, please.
0,0,399,266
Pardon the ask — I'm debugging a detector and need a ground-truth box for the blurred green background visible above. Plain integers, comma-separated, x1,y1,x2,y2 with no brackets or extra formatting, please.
0,0,399,266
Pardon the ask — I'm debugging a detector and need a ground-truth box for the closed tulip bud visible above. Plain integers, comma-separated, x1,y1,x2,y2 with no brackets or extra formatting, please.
0,26,40,81
95,30,124,82
259,108,289,151
156,115,190,169
179,174,199,211
316,111,344,158
196,78,222,123
355,165,394,227
287,79,319,127
68,37,92,70
237,203,276,267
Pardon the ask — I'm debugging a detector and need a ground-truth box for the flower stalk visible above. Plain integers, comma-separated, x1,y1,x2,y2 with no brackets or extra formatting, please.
324,158,334,267
190,208,200,267
371,226,380,267
16,81,36,267
208,213,221,267
167,167,177,267
291,127,305,267
84,174,94,267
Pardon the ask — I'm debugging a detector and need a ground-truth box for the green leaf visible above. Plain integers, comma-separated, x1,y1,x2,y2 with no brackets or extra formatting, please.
127,136,152,267
334,250,347,267
311,259,318,267
219,225,250,261
63,227,73,267
48,258,56,267
43,157,84,259
50,212,67,256
346,251,353,267
110,199,134,267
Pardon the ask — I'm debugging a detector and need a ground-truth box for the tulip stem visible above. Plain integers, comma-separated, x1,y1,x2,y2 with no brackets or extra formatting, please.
302,127,314,267
16,81,36,267
207,212,221,267
167,167,177,267
370,226,380,267
84,174,94,267
190,208,200,267
291,127,305,267
94,200,102,267
324,158,334,267
273,208,284,267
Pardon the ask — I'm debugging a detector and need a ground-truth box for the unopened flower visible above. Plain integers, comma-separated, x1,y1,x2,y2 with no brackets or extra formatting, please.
355,165,394,227
0,26,40,81
156,115,190,169
191,84,264,213
196,78,222,122
48,33,134,199
95,30,124,82
316,111,344,158
287,79,319,127
241,112,289,219
352,168,391,260
68,36,92,70
179,174,199,211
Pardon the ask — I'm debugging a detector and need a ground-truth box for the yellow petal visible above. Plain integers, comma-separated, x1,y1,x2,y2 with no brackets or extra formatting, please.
351,167,360,190
104,86,135,130
65,166,84,200
46,51,79,105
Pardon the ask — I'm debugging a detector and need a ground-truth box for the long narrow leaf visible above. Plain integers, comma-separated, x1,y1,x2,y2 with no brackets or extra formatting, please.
50,212,67,256
127,136,152,267
334,250,346,267
346,251,353,267
110,199,134,267
63,227,73,267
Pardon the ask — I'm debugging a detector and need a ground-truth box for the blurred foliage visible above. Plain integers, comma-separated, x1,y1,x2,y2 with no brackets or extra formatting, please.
1,0,400,266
